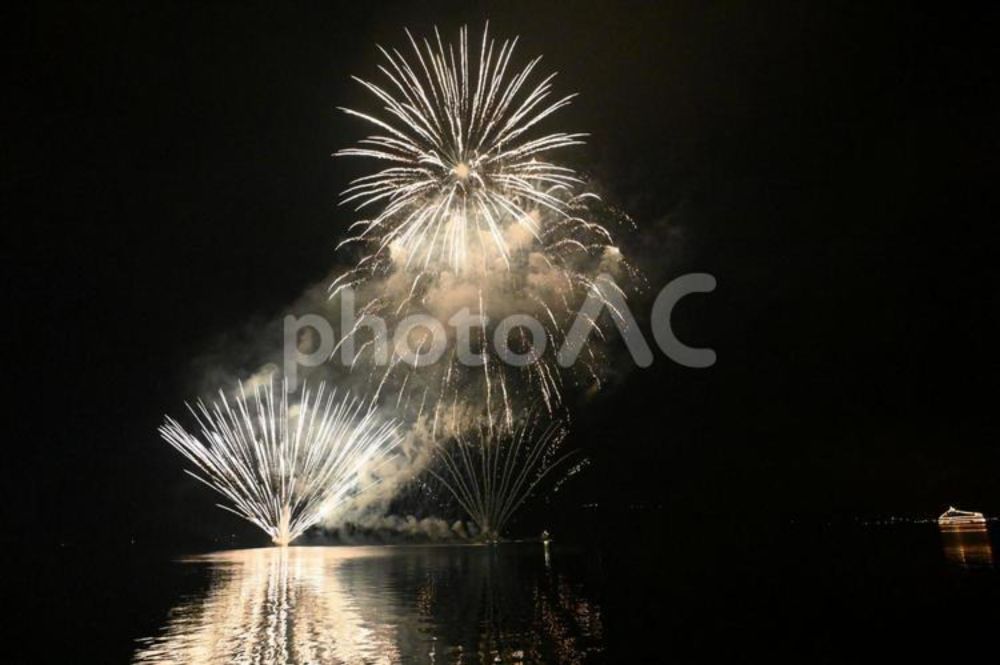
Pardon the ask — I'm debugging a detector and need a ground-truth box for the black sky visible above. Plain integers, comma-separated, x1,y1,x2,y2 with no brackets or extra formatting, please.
6,1,998,548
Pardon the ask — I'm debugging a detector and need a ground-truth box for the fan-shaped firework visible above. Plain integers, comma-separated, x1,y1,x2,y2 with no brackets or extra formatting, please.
159,379,401,545
337,24,587,274
430,413,576,540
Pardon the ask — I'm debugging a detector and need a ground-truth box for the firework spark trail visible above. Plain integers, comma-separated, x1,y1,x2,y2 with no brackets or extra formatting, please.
336,23,587,274
160,378,402,545
429,413,576,540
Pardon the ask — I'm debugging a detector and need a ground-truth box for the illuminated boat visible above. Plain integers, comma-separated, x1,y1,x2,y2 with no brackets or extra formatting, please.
938,506,986,528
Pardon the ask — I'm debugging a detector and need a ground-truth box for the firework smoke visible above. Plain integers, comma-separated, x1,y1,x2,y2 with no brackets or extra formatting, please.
160,378,402,545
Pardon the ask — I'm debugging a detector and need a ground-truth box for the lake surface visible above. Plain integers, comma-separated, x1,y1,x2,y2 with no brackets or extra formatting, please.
18,522,1000,663
131,544,601,664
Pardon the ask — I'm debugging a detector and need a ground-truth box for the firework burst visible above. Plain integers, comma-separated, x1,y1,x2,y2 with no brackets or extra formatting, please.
160,378,402,545
429,413,576,540
337,23,587,274
327,26,639,428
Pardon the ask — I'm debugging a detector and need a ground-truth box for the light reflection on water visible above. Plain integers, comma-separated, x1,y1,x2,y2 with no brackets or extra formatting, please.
939,526,995,568
132,544,602,664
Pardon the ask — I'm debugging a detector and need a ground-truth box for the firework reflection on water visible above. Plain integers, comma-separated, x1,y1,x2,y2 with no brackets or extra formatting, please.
132,545,603,664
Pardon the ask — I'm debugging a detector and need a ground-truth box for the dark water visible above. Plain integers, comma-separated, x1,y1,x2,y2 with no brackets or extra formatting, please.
17,523,1000,663
131,544,601,664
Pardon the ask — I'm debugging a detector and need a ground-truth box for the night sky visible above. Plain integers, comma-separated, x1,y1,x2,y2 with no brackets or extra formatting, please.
8,2,997,550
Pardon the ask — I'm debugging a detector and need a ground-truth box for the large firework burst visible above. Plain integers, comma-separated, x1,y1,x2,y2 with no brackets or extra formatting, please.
159,378,401,545
337,24,587,274
327,26,638,427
